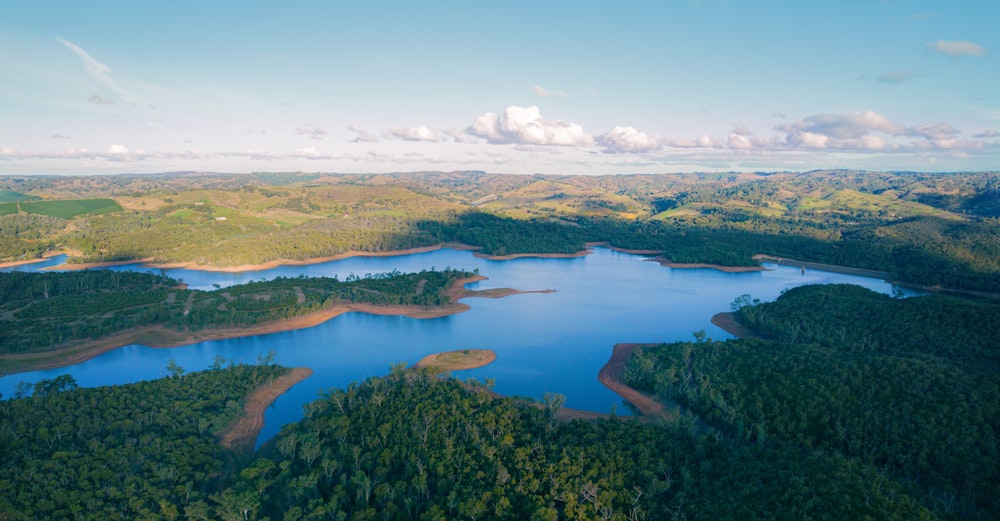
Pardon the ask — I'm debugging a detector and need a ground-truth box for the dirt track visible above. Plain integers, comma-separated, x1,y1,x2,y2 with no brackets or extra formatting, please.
219,367,313,452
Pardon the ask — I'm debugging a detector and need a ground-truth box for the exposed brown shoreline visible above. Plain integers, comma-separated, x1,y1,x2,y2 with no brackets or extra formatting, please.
219,367,313,453
710,311,762,339
0,276,552,377
651,258,767,273
598,343,672,419
752,254,893,279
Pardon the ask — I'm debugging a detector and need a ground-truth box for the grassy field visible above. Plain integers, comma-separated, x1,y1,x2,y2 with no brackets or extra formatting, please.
0,189,39,203
17,198,123,218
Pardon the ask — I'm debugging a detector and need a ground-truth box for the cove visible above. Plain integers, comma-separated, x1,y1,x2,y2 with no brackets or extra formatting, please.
0,247,918,445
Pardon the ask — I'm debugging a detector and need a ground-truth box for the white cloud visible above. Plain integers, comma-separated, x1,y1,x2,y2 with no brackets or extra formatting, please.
727,132,755,150
775,110,970,151
56,37,136,104
909,122,960,140
348,124,378,143
50,134,71,140
293,125,328,140
294,147,318,156
390,125,440,142
596,126,661,153
107,144,128,154
532,85,567,99
467,105,592,146
927,40,987,57
777,110,901,149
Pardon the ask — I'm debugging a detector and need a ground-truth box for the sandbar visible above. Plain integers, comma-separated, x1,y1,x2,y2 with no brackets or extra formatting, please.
414,349,496,372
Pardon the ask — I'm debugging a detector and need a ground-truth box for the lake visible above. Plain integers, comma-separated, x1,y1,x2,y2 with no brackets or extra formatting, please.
0,247,918,445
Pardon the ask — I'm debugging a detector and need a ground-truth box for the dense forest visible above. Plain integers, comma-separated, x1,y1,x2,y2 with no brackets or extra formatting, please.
0,363,289,519
1,170,998,292
624,285,1000,519
1,365,935,520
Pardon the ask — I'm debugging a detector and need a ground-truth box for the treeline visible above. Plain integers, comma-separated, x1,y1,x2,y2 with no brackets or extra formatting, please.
0,268,473,356
0,363,288,520
418,211,1000,290
625,285,1000,519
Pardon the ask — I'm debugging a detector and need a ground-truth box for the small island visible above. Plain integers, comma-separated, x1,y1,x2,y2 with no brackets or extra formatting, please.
413,349,497,372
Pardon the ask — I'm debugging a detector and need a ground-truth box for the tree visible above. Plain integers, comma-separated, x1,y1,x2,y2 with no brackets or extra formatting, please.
166,359,185,378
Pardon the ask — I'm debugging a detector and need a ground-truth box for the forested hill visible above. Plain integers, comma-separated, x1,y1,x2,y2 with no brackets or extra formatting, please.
625,284,1000,519
0,363,289,519
0,365,935,520
1,170,998,292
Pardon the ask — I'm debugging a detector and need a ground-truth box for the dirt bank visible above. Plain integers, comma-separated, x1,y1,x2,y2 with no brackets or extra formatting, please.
219,367,313,452
710,311,763,339
650,257,767,273
598,343,672,420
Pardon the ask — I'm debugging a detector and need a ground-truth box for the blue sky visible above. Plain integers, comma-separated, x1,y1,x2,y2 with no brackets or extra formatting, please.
1,1,997,175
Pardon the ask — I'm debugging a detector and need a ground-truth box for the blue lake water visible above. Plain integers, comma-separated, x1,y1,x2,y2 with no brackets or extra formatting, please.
0,247,918,445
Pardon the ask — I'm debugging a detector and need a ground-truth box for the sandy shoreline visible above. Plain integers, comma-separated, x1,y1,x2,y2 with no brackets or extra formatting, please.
0,275,548,377
7,243,901,282
219,367,313,453
651,257,767,273
710,311,762,339
598,343,672,419
753,254,893,279
0,250,73,269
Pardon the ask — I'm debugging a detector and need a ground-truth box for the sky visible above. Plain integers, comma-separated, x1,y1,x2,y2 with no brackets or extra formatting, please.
1,0,998,175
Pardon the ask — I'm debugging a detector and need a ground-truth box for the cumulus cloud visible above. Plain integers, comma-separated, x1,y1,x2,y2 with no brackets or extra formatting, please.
876,69,922,84
596,126,661,153
107,144,128,154
57,37,136,104
777,110,900,149
776,110,965,151
389,125,439,142
927,40,987,57
294,147,318,156
348,124,378,143
293,125,328,140
467,105,592,146
664,134,721,148
532,85,567,99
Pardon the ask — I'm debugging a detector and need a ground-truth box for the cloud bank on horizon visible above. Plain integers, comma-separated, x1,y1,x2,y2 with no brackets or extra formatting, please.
1,1,997,175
